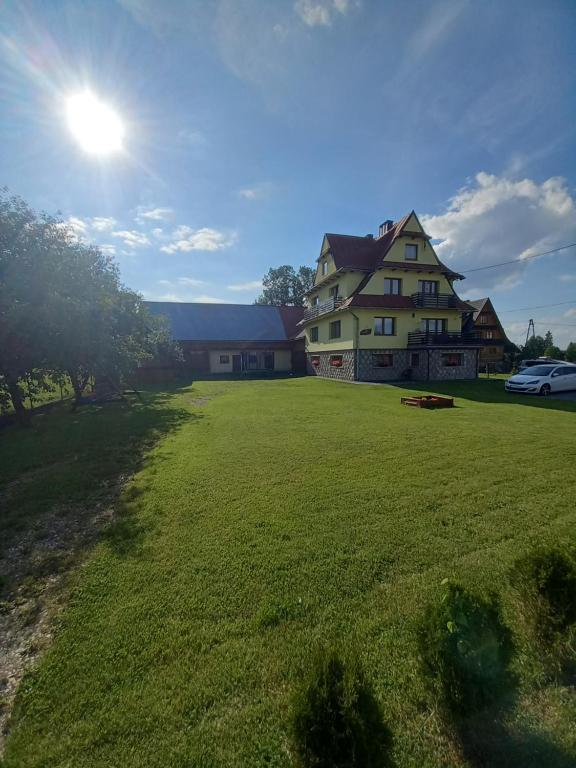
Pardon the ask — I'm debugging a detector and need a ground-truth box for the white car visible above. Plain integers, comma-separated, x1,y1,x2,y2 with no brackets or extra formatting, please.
505,363,576,396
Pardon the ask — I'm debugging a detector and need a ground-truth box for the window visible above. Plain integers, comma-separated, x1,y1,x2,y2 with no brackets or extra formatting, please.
405,243,418,260
310,326,319,342
312,295,320,306
329,354,343,367
374,317,396,336
372,353,393,367
384,278,402,295
418,280,439,295
310,355,320,366
478,315,487,324
410,353,420,367
321,260,328,275
484,330,494,339
329,320,341,339
329,284,339,298
421,318,447,334
442,353,462,367
219,354,230,364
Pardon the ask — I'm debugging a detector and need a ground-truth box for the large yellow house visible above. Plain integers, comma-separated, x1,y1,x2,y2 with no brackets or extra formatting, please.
301,211,481,382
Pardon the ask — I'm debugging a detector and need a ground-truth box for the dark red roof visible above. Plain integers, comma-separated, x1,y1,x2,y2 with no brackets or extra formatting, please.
278,305,305,338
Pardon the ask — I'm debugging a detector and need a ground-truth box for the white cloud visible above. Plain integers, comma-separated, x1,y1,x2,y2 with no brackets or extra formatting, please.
66,216,88,237
160,226,236,253
91,216,117,232
158,277,207,287
99,243,117,256
136,206,173,222
150,292,225,303
111,229,151,248
193,295,226,303
564,308,576,319
238,182,276,201
559,274,576,283
294,0,353,27
422,173,576,295
227,280,262,291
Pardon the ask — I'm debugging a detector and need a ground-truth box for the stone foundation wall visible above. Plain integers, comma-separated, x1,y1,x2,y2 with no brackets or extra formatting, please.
356,349,409,381
428,348,478,380
306,350,355,381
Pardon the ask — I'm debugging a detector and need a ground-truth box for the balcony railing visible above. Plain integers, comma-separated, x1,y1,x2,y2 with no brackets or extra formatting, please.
303,296,343,321
411,292,458,308
407,330,481,347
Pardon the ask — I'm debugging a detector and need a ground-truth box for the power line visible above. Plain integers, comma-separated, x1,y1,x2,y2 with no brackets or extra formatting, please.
497,300,576,313
462,242,576,274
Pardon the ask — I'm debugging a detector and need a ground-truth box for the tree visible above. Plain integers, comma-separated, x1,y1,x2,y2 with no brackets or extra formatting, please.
543,345,564,360
0,189,179,419
544,330,554,349
522,335,546,360
565,342,576,363
255,265,315,306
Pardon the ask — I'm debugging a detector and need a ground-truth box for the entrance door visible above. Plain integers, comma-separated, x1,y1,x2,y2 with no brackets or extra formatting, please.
232,354,242,372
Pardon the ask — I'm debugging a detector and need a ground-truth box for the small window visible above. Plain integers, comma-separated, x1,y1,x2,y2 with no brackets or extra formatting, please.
410,353,420,367
321,260,328,275
374,317,395,336
418,280,438,295
442,353,462,367
329,284,339,298
384,278,402,295
310,355,320,366
310,326,319,342
484,330,493,339
405,244,418,260
329,354,343,367
329,320,341,339
478,315,487,324
372,353,393,368
219,355,230,364
312,296,320,307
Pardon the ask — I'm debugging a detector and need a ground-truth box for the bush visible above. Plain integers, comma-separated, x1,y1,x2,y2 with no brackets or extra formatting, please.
418,582,515,717
290,647,392,768
511,547,576,641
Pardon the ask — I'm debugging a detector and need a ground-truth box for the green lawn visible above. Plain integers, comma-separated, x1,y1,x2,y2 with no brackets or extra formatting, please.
2,377,576,767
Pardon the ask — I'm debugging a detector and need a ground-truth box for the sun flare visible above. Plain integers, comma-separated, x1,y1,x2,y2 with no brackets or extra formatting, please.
65,92,125,155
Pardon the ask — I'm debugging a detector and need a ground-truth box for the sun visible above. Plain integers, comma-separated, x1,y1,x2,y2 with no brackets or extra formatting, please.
65,92,125,155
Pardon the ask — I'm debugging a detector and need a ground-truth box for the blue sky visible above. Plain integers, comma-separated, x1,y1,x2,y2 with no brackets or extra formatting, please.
1,0,575,345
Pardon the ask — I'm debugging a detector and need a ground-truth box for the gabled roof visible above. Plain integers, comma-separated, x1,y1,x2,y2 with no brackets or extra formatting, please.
145,301,303,342
468,297,490,321
318,211,464,282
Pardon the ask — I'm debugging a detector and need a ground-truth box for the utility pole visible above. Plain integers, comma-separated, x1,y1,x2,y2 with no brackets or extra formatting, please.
525,318,535,346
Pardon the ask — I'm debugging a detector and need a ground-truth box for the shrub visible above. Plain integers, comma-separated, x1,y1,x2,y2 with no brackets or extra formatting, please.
418,582,515,717
290,647,391,768
511,547,576,641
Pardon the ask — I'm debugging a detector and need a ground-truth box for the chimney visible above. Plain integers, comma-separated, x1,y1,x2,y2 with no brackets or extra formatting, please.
365,233,374,239
378,220,393,238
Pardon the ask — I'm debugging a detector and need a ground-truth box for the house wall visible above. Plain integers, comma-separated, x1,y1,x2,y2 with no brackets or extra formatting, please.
360,266,455,296
305,309,463,352
307,271,364,304
208,348,292,373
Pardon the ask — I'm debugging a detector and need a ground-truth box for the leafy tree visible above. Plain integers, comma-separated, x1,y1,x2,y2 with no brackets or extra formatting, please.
521,335,546,360
255,265,315,306
544,330,554,349
543,345,564,360
0,189,180,418
565,342,576,362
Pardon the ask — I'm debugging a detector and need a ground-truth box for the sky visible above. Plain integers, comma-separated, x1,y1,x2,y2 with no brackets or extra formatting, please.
1,0,575,346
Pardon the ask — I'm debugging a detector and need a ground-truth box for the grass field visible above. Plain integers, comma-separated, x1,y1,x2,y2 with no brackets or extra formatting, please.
1,377,576,767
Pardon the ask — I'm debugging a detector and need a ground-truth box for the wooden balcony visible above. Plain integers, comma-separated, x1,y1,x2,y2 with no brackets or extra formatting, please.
407,330,481,347
303,296,343,321
411,292,458,308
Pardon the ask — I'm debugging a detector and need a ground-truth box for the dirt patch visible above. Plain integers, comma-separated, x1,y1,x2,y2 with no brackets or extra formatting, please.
190,396,211,406
0,482,126,752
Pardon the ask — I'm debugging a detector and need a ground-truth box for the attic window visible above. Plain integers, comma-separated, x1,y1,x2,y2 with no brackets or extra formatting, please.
321,260,328,275
405,244,418,260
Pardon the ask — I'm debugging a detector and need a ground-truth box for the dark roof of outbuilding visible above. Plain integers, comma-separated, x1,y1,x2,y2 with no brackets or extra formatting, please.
145,301,303,342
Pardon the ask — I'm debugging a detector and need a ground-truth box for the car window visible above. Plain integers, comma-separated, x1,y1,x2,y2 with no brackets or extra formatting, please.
557,367,576,376
521,365,555,376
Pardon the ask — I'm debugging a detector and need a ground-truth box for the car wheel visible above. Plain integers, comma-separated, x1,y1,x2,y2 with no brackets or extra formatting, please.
540,383,551,396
